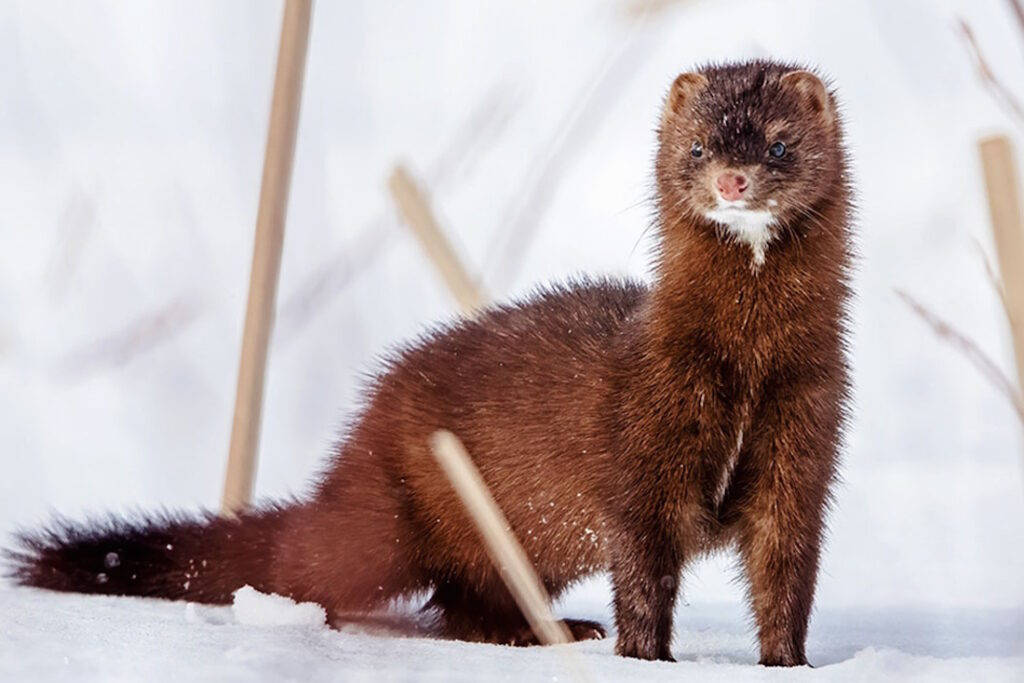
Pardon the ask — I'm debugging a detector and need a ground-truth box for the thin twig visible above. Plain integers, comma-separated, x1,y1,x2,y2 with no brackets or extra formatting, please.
60,296,203,378
897,289,1024,425
424,85,520,187
276,217,395,344
1006,0,1024,45
957,18,1024,132
277,88,516,340
483,13,656,290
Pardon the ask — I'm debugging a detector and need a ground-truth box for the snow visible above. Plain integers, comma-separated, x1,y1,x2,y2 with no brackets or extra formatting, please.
3,0,1024,679
2,583,1021,682
229,586,327,628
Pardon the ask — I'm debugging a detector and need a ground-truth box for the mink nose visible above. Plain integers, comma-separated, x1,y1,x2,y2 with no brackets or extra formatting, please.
715,172,749,201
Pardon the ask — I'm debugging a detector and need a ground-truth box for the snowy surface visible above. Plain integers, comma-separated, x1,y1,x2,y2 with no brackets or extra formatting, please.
3,583,1022,682
229,586,327,627
2,0,1024,680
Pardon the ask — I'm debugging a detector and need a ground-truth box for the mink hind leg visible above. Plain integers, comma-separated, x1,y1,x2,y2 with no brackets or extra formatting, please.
427,578,605,646
270,456,429,622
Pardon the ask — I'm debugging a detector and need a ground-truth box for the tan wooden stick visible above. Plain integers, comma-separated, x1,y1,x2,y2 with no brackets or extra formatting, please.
221,0,313,516
429,431,572,647
388,166,487,315
429,432,591,682
431,432,600,683
979,136,1024,411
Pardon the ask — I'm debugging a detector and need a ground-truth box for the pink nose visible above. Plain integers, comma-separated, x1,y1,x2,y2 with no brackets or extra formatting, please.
715,172,749,201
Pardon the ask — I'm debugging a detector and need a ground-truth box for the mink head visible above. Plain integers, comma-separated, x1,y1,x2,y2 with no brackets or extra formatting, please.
656,60,845,267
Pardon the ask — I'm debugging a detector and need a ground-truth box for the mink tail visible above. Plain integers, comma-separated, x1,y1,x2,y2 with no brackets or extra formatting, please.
4,504,292,604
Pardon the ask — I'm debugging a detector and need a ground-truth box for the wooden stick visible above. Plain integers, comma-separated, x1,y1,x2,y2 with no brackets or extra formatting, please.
979,136,1024,414
429,431,572,647
221,0,312,516
388,166,487,315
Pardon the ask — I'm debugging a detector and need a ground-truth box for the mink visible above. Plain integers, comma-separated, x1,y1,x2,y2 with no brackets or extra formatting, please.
6,59,852,667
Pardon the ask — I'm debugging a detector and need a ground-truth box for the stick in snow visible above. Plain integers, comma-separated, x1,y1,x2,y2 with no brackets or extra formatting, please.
222,0,313,516
429,431,591,683
978,135,1024,408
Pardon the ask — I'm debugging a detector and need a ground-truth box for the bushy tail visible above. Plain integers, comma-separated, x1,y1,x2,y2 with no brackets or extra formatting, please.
4,504,292,604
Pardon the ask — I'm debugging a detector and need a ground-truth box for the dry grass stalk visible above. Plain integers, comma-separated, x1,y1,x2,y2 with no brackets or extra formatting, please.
278,89,514,341
388,166,488,315
222,0,313,516
60,296,201,377
897,290,1024,425
276,218,394,343
957,19,1024,132
484,14,655,290
979,135,1024,420
424,86,519,186
429,431,591,682
1007,0,1024,43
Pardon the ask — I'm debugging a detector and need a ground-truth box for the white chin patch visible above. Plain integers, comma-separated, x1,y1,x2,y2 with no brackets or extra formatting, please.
704,201,776,269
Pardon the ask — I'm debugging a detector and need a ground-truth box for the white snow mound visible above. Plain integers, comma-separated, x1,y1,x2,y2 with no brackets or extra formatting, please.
231,585,327,627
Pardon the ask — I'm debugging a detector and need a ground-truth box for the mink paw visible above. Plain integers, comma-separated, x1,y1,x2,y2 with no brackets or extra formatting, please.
564,618,607,642
506,618,607,646
614,634,674,662
759,654,809,667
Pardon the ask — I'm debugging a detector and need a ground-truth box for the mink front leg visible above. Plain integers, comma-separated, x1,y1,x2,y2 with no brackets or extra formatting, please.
609,525,681,661
736,378,841,667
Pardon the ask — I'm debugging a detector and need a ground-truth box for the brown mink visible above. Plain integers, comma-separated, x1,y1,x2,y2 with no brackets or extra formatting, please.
7,59,852,667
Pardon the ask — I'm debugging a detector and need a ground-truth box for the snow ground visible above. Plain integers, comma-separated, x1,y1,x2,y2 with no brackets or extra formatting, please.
3,0,1024,680
3,583,1022,682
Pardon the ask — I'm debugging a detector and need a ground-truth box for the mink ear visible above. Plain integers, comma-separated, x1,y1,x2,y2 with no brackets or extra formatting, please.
780,70,834,127
661,72,708,127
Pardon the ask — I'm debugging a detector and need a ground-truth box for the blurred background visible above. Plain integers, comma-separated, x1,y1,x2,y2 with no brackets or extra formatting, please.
2,0,1023,623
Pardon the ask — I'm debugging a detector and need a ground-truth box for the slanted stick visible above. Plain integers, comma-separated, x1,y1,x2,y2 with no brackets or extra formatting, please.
979,136,1024,402
430,432,593,683
429,431,593,683
429,430,572,646
221,0,313,516
388,166,487,316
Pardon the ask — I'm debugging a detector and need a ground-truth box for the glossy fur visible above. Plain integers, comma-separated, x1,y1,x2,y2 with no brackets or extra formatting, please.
7,59,852,667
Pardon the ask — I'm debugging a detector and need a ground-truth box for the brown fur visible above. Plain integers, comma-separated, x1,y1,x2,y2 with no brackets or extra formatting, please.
7,59,852,667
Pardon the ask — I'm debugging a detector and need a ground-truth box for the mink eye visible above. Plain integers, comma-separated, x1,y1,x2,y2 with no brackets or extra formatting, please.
768,141,787,158
691,141,703,158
